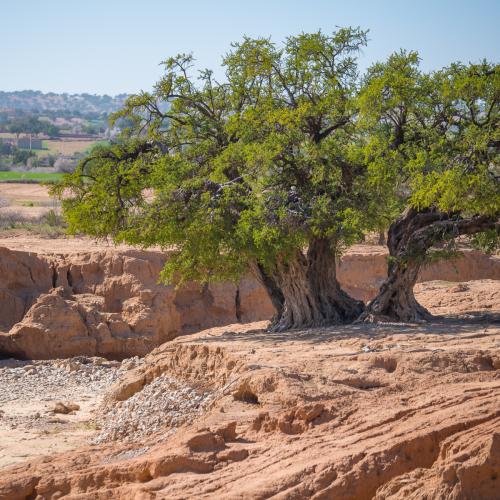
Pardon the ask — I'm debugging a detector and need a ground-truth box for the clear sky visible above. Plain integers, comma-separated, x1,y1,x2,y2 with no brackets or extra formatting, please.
2,0,499,95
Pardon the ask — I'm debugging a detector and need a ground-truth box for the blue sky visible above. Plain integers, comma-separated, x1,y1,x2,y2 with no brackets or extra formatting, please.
2,0,499,95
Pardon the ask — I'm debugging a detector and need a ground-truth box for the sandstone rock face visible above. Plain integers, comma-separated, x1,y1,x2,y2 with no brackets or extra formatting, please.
337,245,500,302
0,248,275,359
0,245,498,359
0,247,53,331
7,292,96,359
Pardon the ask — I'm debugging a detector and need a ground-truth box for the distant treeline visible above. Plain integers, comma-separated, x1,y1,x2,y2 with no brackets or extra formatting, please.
0,90,130,114
2,115,60,137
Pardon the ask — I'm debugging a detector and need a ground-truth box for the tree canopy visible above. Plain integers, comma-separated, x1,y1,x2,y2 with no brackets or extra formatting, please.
357,52,499,321
359,51,499,218
54,29,499,328
9,116,60,138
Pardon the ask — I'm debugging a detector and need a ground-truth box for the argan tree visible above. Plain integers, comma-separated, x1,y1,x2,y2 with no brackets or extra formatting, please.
55,33,498,328
55,29,377,330
357,53,499,322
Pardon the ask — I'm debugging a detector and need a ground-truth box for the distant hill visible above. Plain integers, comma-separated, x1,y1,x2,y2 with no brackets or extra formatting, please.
0,90,130,114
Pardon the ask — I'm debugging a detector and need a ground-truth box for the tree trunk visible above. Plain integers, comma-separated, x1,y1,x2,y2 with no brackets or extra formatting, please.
255,238,364,331
359,207,499,323
359,253,432,323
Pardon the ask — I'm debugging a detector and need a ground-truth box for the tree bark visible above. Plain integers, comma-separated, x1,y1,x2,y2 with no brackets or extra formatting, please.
254,238,365,331
359,207,499,323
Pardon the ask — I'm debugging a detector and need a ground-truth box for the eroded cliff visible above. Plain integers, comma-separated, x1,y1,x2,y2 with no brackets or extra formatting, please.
0,244,498,359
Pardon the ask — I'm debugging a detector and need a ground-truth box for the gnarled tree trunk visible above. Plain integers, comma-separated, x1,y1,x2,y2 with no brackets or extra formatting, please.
255,238,364,331
359,207,499,323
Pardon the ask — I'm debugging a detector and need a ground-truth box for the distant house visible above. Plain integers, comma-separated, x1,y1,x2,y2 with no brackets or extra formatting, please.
17,136,43,150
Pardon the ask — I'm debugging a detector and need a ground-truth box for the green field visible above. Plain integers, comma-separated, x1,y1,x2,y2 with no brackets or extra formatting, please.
0,172,63,183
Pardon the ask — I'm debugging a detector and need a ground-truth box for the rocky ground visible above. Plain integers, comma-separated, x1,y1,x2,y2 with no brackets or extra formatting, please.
0,280,499,499
0,354,217,469
0,232,498,498
0,356,123,468
93,372,214,445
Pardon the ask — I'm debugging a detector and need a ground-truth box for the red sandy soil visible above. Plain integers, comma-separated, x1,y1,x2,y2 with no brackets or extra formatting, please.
1,286,499,498
0,232,498,499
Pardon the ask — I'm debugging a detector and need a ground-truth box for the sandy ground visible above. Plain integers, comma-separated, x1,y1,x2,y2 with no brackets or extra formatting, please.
0,233,131,253
0,184,52,203
0,183,59,218
1,308,499,498
0,280,498,474
0,400,96,469
0,232,384,255
0,358,125,469
416,279,500,315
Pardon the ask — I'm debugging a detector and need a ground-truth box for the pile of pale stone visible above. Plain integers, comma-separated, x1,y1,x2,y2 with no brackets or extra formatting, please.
0,356,213,445
93,373,214,444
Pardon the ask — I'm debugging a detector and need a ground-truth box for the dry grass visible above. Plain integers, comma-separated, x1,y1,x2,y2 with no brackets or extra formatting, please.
0,183,59,218
0,183,53,202
0,209,66,237
44,139,97,155
1,133,103,156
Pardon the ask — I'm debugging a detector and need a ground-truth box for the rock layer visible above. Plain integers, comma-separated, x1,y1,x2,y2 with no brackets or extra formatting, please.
0,248,275,359
0,245,498,359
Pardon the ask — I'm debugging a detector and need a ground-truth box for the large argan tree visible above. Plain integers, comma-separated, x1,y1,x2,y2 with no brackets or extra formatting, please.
55,32,499,329
56,29,377,330
357,52,499,322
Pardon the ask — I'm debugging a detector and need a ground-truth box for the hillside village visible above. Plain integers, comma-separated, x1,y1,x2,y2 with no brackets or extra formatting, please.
0,91,130,177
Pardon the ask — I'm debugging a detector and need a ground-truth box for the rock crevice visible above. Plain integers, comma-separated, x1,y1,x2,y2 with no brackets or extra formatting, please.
0,248,275,359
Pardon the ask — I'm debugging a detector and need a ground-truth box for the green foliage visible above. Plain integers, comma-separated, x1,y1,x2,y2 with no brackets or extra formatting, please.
358,52,499,259
9,116,60,137
469,229,500,254
12,148,35,165
52,139,152,239
0,142,13,155
0,171,62,182
43,209,63,227
57,29,376,285
56,31,499,288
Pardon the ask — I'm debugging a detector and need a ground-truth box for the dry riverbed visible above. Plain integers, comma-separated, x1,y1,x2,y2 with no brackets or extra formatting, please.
0,355,216,468
0,357,125,467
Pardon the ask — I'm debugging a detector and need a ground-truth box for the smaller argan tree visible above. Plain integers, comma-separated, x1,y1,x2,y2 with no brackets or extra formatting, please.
55,29,382,331
357,53,499,322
